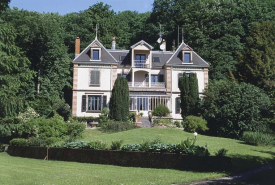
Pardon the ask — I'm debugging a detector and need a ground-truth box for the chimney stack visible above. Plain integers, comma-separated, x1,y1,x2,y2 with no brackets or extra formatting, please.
111,37,116,50
75,37,80,58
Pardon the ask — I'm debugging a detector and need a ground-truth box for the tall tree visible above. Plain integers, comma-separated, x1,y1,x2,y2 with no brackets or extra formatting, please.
237,21,275,97
109,77,129,121
0,22,35,117
189,73,199,115
178,73,190,118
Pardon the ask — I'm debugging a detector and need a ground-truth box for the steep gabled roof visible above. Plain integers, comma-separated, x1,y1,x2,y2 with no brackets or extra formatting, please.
130,40,154,50
73,39,117,63
166,42,209,67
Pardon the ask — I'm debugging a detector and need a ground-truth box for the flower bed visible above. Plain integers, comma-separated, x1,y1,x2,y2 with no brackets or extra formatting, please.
7,146,232,171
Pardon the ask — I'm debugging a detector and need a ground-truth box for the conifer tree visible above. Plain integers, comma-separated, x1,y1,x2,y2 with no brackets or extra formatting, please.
109,77,129,121
178,73,199,118
189,73,199,115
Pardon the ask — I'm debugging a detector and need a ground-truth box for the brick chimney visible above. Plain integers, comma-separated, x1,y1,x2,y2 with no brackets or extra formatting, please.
111,36,116,50
75,37,80,58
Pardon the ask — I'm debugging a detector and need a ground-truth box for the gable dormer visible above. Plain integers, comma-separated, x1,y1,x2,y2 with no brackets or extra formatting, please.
90,42,101,61
130,40,154,68
181,46,193,64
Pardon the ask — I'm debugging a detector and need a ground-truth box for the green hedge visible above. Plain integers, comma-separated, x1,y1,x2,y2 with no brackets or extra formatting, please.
242,131,275,146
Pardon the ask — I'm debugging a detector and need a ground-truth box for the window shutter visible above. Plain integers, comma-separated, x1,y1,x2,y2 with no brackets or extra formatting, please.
159,74,164,82
82,95,86,112
91,70,100,85
103,95,107,108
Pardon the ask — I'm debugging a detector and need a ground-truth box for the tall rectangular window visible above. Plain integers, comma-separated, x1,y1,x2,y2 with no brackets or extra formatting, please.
184,53,191,63
135,54,146,67
90,70,100,85
93,50,99,60
87,95,102,111
176,97,180,114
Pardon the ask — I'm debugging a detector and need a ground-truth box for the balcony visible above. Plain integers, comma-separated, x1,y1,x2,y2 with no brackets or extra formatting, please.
134,60,149,68
128,82,165,88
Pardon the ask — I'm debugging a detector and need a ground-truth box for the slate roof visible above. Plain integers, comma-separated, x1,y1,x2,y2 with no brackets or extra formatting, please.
73,39,209,68
73,39,117,63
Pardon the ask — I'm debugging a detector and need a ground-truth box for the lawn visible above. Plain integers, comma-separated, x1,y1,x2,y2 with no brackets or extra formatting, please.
1,128,274,185
0,152,224,185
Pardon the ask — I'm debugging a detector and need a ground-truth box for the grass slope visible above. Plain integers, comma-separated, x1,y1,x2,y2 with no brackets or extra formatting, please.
0,152,223,185
2,128,274,185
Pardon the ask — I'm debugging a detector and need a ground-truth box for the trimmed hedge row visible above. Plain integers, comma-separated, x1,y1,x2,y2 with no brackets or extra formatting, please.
7,146,232,171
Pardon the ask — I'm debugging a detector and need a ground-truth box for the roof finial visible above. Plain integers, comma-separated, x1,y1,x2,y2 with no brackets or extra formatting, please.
95,23,98,40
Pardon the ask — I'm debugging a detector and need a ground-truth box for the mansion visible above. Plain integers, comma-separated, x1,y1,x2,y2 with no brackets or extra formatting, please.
72,37,209,120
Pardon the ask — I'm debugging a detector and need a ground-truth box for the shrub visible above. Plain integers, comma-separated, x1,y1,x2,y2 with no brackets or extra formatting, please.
129,112,136,122
242,131,275,146
110,140,123,150
100,120,139,133
174,121,181,128
63,141,88,149
88,140,108,150
17,107,39,123
9,138,29,146
152,104,170,117
45,137,61,146
215,148,228,156
66,123,85,138
121,144,141,151
183,116,208,132
99,108,109,124
202,80,271,139
71,116,98,123
28,138,47,147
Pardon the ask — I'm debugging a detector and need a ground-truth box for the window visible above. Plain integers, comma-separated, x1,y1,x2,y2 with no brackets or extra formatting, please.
81,95,107,112
175,97,180,114
88,95,101,111
90,70,100,85
153,57,160,62
135,54,146,67
151,75,158,83
93,50,99,60
184,53,191,63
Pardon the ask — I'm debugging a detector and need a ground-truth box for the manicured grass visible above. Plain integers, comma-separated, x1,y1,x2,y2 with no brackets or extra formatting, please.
0,152,224,185
2,128,274,184
80,128,275,171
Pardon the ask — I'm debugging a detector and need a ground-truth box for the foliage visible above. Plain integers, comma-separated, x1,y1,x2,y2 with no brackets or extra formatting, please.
63,141,88,149
202,80,271,138
237,21,275,98
152,104,170,117
9,138,29,146
183,116,208,133
178,73,199,118
215,149,228,157
242,131,275,146
121,138,209,156
17,107,39,123
99,108,109,124
110,140,123,150
129,112,136,122
88,140,108,150
100,120,139,133
109,77,129,121
174,121,181,128
71,116,98,123
66,123,85,138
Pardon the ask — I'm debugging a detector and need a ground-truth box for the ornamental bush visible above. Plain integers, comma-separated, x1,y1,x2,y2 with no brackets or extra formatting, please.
9,138,29,146
183,116,208,132
242,131,275,146
202,80,271,139
88,140,108,150
152,104,170,117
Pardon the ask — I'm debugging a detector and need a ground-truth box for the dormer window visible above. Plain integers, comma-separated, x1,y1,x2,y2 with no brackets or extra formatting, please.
90,43,101,60
93,50,99,60
184,53,191,63
182,46,193,64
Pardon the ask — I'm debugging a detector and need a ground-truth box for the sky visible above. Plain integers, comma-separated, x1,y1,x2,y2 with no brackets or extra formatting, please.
9,0,155,15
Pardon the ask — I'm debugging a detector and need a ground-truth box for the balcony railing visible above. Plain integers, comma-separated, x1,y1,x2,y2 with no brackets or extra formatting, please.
134,60,149,68
128,82,165,88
